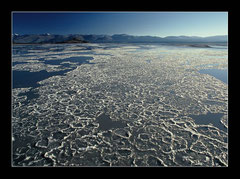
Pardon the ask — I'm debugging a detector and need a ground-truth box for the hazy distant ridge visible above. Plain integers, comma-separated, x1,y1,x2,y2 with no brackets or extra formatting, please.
12,34,228,44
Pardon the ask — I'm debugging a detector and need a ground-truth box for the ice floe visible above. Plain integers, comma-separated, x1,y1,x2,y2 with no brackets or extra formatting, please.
12,43,228,166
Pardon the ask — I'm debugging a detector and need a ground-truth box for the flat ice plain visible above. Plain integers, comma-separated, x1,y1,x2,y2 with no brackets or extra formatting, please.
12,43,228,166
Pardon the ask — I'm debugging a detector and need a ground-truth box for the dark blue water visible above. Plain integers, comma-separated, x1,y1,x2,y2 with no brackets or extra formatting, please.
97,113,126,131
189,113,227,132
13,54,94,89
12,69,71,89
12,44,95,105
12,62,28,66
146,60,151,63
199,69,228,84
18,89,40,104
12,69,73,104
43,56,93,66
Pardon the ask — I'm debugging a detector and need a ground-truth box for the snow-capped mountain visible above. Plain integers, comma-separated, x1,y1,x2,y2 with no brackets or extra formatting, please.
12,34,228,44
12,34,87,44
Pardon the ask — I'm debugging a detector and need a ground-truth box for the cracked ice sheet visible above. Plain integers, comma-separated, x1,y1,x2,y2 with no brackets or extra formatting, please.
12,43,228,167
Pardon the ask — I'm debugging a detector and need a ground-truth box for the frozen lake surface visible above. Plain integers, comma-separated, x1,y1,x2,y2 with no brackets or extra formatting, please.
12,43,228,166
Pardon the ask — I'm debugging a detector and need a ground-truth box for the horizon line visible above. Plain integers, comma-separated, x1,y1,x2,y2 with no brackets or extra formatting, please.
12,33,228,38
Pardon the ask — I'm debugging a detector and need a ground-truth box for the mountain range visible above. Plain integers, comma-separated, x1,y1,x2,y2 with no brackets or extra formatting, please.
12,33,228,44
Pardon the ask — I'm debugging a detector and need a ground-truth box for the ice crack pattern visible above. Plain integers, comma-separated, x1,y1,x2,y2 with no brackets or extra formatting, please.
12,43,228,166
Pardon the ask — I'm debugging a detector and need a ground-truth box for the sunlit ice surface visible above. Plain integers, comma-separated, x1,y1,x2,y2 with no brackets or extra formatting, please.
12,43,228,166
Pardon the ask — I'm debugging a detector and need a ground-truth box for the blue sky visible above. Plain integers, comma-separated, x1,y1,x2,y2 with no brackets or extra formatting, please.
12,12,228,37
